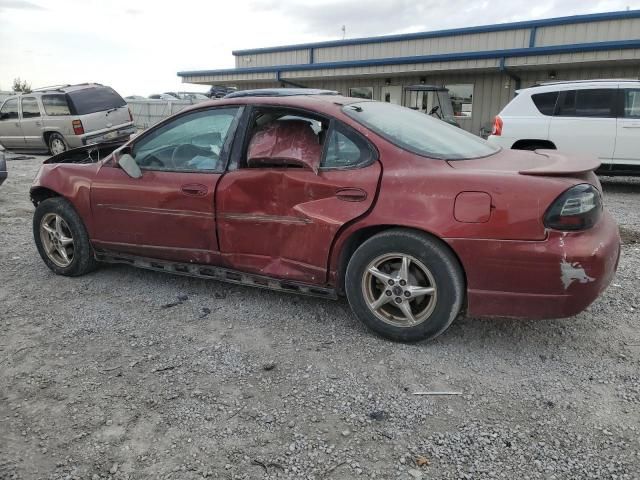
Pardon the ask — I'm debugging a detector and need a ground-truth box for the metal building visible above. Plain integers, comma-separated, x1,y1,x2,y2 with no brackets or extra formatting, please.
178,10,640,136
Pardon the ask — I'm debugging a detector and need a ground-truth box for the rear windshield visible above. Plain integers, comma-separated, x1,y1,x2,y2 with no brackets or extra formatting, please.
343,101,498,160
67,87,126,115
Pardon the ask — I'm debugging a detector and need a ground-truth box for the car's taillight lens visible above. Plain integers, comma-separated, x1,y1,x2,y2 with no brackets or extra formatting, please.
128,107,133,122
72,119,84,135
491,115,503,136
544,184,602,231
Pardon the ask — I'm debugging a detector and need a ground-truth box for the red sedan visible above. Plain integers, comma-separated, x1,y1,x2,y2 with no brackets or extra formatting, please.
30,89,620,342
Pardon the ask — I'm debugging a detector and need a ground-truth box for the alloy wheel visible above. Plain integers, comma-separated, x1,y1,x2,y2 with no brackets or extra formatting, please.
361,253,437,327
40,213,74,267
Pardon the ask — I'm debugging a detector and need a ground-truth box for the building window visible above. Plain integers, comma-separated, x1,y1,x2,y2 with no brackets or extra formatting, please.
349,87,373,100
446,84,473,118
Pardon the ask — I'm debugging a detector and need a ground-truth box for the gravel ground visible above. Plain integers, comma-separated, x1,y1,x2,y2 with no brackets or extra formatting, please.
1,156,639,480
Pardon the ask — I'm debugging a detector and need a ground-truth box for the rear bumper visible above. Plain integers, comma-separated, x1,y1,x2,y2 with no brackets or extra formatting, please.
447,211,621,319
65,124,136,148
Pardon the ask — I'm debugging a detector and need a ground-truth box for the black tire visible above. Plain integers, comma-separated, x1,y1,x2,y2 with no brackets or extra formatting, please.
48,133,68,156
345,229,464,342
33,197,97,276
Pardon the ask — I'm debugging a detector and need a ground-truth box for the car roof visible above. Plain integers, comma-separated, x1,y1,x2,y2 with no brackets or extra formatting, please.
518,78,640,94
224,88,339,99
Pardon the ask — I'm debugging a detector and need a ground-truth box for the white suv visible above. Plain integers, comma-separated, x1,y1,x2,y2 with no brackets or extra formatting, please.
488,79,640,175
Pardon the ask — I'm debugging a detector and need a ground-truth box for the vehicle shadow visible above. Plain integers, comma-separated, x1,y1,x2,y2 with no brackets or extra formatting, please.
599,176,640,194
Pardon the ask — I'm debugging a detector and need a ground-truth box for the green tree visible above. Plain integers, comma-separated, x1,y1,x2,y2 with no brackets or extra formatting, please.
12,78,31,93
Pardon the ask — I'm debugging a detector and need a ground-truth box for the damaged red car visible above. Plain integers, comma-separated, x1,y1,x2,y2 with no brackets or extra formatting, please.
30,89,620,342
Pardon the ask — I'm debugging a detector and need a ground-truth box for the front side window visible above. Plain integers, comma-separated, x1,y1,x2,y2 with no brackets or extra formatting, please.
21,97,41,118
0,98,19,120
344,101,498,160
531,92,559,116
132,107,240,172
349,87,373,100
445,84,474,118
557,89,616,118
623,89,640,118
42,95,71,116
322,123,374,169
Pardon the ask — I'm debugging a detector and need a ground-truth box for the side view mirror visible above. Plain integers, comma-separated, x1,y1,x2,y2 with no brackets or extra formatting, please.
118,153,142,179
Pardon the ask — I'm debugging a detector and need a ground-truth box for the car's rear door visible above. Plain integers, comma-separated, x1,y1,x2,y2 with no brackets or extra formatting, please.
215,111,381,285
613,87,640,165
90,106,242,264
19,96,47,149
0,98,24,149
548,87,617,163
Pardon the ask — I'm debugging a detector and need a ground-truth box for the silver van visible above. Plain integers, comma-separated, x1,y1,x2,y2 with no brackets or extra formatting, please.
0,83,135,155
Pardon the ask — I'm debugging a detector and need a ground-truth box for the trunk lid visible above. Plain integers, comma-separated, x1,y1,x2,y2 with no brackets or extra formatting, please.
66,86,131,134
447,148,600,178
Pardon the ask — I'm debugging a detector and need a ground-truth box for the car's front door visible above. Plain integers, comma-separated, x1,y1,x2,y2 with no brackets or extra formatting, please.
613,88,640,165
215,110,381,284
90,106,242,264
0,98,24,149
549,88,618,163
20,96,47,149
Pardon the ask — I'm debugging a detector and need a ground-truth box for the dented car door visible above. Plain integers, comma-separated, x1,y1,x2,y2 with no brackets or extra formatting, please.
216,119,381,284
90,107,241,264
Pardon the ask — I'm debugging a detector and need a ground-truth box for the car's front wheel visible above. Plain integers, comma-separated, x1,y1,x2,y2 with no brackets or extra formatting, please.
33,197,97,276
345,229,464,342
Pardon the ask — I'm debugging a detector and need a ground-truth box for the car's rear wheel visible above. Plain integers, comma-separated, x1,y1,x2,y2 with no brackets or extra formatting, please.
33,197,97,276
48,133,68,156
345,229,464,342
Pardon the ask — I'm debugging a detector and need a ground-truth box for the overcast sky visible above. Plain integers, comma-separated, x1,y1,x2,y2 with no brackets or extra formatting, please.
0,0,638,96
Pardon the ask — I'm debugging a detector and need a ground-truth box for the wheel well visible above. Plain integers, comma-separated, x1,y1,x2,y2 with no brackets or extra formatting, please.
511,139,556,150
334,225,468,297
30,186,60,206
43,131,55,146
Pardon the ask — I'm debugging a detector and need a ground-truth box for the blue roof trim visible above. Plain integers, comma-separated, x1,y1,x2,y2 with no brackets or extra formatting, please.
178,39,640,77
230,10,640,56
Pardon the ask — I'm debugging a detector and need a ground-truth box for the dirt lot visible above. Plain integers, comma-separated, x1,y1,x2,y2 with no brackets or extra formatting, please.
1,155,639,480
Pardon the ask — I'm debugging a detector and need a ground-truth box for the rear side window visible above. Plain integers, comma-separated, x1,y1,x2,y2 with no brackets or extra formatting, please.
42,95,71,116
0,98,19,120
21,97,41,118
67,87,126,115
321,123,374,169
623,89,640,118
531,92,558,116
557,89,617,118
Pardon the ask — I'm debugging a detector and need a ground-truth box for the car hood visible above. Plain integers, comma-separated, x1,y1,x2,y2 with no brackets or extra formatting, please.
447,149,600,178
43,141,125,165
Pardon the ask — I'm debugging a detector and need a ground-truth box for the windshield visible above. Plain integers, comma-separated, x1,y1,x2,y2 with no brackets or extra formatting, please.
343,102,498,160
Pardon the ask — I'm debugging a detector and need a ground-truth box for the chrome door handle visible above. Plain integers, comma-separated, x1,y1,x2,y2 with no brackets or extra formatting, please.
35,121,42,126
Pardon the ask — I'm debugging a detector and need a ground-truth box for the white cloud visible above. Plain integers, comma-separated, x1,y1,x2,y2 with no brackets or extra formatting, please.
0,0,638,96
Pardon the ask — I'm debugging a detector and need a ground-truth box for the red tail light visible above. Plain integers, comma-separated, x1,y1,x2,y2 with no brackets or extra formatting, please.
492,115,503,136
128,107,133,122
72,119,84,135
544,184,602,231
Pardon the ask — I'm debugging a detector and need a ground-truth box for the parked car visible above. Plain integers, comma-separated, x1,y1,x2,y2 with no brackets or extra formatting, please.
148,93,180,100
30,89,620,342
0,83,135,155
207,85,237,98
173,92,209,101
488,79,640,175
0,149,7,186
125,95,146,100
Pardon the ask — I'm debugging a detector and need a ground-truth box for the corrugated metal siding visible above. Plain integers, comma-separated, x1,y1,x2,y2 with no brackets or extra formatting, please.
313,29,530,64
535,18,640,46
506,48,640,67
235,49,310,68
